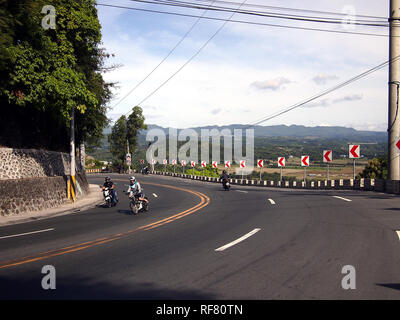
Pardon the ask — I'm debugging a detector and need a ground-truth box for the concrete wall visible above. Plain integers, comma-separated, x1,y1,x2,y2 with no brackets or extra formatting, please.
0,148,88,216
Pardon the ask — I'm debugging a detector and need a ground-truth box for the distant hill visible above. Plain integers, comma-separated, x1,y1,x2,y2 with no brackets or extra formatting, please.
90,124,387,162
139,124,386,142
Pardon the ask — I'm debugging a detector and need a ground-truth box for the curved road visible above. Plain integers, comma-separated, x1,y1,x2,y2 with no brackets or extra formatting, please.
1,173,400,299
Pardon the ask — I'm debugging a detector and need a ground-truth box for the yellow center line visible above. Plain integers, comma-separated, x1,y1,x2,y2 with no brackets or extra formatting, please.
0,182,210,270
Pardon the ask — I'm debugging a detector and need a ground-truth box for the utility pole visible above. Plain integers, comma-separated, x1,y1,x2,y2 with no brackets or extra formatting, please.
69,109,76,202
388,0,400,180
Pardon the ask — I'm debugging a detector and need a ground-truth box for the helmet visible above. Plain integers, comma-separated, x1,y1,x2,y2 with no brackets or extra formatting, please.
223,170,226,174
105,176,111,181
130,176,136,182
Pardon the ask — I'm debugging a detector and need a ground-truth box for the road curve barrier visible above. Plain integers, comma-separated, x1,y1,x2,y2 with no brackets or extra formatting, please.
145,171,400,194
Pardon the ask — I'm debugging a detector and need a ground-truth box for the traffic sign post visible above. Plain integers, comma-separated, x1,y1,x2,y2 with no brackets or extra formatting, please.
163,159,167,173
201,161,207,177
240,160,246,180
278,157,285,182
126,153,131,173
181,160,186,174
323,150,332,180
349,145,360,180
257,159,263,180
191,161,196,175
301,156,309,183
172,159,177,174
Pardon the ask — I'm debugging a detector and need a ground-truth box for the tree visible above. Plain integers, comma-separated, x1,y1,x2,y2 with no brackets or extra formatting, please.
127,106,148,154
108,115,128,163
358,157,387,179
0,0,115,151
108,107,147,166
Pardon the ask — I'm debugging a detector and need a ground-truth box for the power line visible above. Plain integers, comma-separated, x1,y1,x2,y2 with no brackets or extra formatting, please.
249,56,400,127
128,0,389,27
187,0,387,20
96,3,391,37
123,0,248,114
111,0,218,110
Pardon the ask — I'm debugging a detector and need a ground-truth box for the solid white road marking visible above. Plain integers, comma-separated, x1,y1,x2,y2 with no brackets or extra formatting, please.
235,190,248,194
396,231,400,241
215,228,261,252
268,199,276,205
0,228,54,240
152,193,158,198
332,196,352,202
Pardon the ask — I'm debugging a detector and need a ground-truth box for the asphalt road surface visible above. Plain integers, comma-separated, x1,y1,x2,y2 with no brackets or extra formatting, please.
1,173,400,299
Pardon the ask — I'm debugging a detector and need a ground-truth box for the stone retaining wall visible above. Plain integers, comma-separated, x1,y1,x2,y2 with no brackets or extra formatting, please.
0,148,89,216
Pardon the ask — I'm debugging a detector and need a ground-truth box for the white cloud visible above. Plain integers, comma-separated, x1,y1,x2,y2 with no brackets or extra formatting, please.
251,77,293,91
332,94,363,103
312,74,339,85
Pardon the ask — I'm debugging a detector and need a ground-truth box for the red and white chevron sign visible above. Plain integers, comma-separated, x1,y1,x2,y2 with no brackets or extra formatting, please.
151,159,156,165
278,157,285,167
225,160,231,168
349,145,360,158
181,160,186,166
201,161,207,168
323,150,332,163
257,159,264,168
163,159,168,165
212,161,218,168
191,161,196,167
140,159,144,164
172,159,177,165
301,156,309,167
240,160,246,168
396,139,400,153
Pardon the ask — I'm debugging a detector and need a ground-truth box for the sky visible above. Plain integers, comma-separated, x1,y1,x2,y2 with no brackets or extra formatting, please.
96,0,390,131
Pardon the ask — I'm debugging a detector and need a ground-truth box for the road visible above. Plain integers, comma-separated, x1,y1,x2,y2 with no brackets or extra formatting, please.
1,173,400,299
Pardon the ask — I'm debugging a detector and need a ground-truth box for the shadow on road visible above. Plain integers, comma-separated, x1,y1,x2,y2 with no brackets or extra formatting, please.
0,274,216,300
376,283,400,292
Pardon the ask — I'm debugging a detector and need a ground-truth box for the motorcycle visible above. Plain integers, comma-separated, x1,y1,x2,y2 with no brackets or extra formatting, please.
101,186,116,207
127,190,149,214
222,180,230,191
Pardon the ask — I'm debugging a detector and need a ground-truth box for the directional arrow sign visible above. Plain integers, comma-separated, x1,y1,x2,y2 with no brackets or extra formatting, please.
323,150,332,163
225,161,231,168
140,159,144,164
257,159,264,168
278,157,285,167
396,138,400,153
301,156,309,167
163,159,168,165
191,161,196,167
172,159,177,165
240,160,246,168
212,161,218,168
201,161,207,168
181,160,186,166
349,145,360,158
151,159,156,165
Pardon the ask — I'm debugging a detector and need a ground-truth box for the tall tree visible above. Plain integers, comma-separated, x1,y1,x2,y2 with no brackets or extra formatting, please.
108,115,128,163
0,0,115,151
108,107,147,165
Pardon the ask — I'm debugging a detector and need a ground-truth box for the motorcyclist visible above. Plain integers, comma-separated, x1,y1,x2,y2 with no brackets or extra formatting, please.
102,176,118,206
126,176,148,203
220,170,230,188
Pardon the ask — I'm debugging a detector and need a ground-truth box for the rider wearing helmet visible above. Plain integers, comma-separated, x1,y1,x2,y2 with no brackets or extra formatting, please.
126,176,148,203
102,176,118,206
